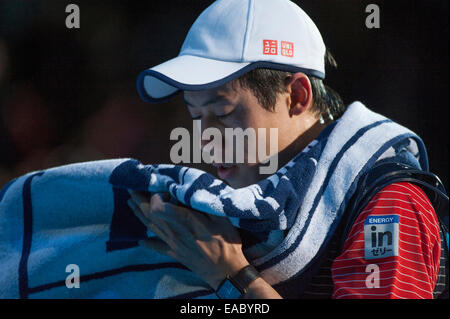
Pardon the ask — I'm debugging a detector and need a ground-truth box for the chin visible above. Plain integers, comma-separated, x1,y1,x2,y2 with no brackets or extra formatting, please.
225,178,242,188
217,163,261,188
223,173,245,188
225,170,259,189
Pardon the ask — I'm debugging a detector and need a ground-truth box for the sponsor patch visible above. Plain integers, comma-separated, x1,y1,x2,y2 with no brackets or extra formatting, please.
281,41,294,57
262,40,294,57
364,214,399,260
263,39,278,55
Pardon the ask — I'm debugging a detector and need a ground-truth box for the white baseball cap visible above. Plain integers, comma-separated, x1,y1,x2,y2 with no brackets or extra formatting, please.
137,0,326,103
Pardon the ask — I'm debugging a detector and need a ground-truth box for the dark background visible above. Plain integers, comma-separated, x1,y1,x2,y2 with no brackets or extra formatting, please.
0,0,448,190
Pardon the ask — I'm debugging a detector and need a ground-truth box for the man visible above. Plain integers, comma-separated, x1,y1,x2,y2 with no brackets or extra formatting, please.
128,0,446,298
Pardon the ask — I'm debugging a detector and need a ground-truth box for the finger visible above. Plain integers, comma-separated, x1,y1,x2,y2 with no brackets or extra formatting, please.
150,202,192,229
128,199,170,240
158,203,210,226
130,195,192,242
127,199,149,224
138,237,174,258
158,204,216,239
128,190,151,212
149,192,168,209
156,192,171,202
148,202,202,242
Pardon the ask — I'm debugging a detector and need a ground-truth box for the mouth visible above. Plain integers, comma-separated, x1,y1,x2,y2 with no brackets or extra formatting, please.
212,163,238,180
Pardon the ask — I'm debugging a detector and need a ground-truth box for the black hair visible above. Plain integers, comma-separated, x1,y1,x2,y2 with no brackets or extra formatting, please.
235,49,345,121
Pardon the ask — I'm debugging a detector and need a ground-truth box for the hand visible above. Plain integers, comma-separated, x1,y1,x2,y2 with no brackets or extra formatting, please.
127,190,250,290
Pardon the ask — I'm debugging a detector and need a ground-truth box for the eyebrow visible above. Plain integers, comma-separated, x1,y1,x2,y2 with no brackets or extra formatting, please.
183,95,227,108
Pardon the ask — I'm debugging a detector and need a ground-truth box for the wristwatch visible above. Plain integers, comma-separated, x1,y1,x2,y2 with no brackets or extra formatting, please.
215,264,261,299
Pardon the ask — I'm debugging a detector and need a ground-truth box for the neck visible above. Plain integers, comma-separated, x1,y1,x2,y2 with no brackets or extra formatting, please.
277,117,327,169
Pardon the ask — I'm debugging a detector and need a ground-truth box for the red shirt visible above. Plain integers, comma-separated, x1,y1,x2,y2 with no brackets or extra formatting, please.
331,182,441,299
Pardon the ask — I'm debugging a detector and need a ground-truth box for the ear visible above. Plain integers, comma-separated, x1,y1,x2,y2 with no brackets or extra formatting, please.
285,73,312,117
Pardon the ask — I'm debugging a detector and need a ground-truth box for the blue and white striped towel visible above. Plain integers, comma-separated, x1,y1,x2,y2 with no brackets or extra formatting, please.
0,102,428,298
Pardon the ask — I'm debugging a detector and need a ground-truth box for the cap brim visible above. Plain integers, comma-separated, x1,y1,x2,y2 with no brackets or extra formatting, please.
137,55,326,103
137,55,251,103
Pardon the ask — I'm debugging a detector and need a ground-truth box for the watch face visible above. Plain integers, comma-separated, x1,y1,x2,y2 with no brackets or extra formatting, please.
216,279,243,299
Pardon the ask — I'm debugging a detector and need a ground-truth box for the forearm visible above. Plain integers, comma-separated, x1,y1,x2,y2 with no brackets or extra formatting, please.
243,277,283,299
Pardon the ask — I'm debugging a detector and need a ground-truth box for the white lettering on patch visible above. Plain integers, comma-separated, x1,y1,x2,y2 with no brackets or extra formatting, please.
364,214,399,260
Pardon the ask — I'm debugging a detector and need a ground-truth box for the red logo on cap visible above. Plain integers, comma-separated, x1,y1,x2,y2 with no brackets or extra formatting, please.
263,40,278,55
281,41,294,57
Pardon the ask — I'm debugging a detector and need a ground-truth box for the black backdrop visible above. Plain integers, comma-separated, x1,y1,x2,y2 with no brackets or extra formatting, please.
0,0,448,190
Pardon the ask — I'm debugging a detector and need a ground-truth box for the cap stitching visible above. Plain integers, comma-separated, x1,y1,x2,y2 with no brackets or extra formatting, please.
241,0,254,61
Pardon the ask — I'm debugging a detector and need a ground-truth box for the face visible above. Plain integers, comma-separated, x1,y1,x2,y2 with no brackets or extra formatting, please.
183,80,308,188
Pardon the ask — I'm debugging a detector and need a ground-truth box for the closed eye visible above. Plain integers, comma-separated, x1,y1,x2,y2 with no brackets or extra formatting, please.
216,108,236,119
190,110,236,120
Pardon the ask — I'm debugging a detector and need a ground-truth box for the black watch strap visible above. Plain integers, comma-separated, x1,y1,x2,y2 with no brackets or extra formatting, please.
230,264,260,293
216,264,261,299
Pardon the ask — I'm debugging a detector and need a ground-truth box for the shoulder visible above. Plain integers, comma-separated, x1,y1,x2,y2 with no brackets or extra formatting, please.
331,182,442,299
361,182,440,237
368,182,433,209
343,181,441,255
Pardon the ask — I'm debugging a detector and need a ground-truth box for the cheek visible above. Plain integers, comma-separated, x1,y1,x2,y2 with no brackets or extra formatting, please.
231,105,267,129
224,110,281,163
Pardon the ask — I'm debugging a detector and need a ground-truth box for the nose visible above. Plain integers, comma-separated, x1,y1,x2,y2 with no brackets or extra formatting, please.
198,117,226,163
199,115,220,145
